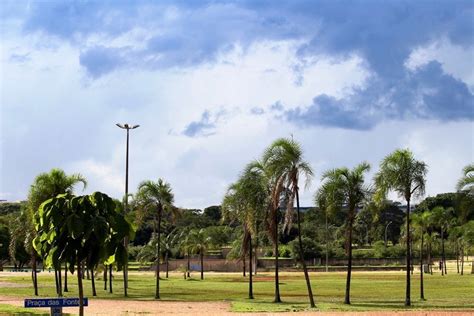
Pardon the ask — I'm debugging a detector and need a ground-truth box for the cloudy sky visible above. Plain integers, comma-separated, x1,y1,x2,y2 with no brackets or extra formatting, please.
1,0,473,208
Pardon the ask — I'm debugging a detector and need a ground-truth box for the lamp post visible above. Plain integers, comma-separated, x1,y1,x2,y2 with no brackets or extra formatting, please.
384,221,393,248
116,123,139,297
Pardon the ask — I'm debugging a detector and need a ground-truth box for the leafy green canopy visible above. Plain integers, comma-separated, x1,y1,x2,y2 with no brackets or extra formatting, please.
33,192,134,273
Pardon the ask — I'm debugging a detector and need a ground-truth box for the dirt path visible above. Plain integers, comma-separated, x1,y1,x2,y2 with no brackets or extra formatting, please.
1,295,473,316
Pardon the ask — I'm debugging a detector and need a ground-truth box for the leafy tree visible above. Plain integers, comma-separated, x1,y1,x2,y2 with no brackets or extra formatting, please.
136,178,176,299
33,192,133,316
319,162,371,304
8,210,30,268
374,149,427,306
0,223,10,265
27,168,87,296
203,206,222,224
457,164,474,193
288,237,320,261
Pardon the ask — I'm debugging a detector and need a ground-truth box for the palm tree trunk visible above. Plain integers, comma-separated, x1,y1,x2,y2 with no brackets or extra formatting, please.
296,189,315,307
461,246,464,275
420,232,425,300
32,255,38,296
254,224,258,275
410,238,414,275
58,264,63,297
344,216,354,305
326,208,329,273
166,252,169,279
104,265,107,291
405,198,411,307
273,210,281,303
441,230,445,276
249,235,254,299
442,232,447,275
109,265,113,294
187,251,190,278
200,250,204,280
428,242,433,275
77,257,84,316
64,263,68,292
91,267,97,296
55,268,59,295
243,255,246,277
456,243,459,273
82,262,86,279
155,206,162,299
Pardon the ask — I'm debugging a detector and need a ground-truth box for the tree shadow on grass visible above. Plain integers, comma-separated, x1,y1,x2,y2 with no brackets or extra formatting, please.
350,301,474,310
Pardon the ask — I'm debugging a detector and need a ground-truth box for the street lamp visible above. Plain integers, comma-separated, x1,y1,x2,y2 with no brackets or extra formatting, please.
384,221,393,248
116,123,139,297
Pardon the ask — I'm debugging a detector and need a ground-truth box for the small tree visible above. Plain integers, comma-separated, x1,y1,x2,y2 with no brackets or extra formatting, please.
188,229,211,280
33,192,133,316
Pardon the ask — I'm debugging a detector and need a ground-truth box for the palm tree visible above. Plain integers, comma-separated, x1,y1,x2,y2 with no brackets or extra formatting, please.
412,211,430,300
27,168,87,296
457,164,474,193
262,138,315,307
431,206,453,276
242,159,285,302
222,164,267,299
136,178,175,299
188,229,211,280
162,229,180,278
374,149,427,306
319,163,370,304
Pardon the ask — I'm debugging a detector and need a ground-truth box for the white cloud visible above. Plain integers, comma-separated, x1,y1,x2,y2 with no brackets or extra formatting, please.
1,28,472,209
405,37,474,90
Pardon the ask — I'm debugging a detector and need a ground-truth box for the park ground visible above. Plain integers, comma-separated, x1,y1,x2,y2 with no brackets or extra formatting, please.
0,263,473,315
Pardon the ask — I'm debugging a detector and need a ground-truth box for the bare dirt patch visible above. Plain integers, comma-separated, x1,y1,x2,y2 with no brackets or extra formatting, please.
1,296,473,315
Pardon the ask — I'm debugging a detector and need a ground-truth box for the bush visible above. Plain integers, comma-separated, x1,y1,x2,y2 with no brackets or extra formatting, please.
279,244,291,258
288,237,321,260
352,248,375,258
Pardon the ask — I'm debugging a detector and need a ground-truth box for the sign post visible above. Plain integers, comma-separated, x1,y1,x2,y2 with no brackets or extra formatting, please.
24,298,88,316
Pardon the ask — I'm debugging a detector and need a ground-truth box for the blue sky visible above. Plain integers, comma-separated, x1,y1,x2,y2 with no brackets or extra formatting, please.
1,0,473,208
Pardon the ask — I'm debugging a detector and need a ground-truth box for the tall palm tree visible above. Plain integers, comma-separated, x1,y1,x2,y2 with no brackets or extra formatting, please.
412,211,430,300
319,163,370,305
27,168,87,296
136,178,175,299
262,138,315,307
242,159,286,302
374,149,427,306
222,164,267,299
457,164,474,193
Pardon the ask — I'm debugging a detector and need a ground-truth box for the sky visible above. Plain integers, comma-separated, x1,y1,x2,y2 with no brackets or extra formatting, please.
1,0,473,208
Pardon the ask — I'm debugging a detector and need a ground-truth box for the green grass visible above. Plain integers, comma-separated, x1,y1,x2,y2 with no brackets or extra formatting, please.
0,269,473,313
0,304,49,315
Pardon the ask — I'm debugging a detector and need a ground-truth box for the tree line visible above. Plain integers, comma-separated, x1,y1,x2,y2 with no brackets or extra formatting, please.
0,140,473,314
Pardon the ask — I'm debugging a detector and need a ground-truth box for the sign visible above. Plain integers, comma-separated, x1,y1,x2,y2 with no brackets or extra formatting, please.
25,298,88,316
24,298,88,308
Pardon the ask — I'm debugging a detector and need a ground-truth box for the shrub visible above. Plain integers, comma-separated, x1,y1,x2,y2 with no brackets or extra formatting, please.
288,237,321,260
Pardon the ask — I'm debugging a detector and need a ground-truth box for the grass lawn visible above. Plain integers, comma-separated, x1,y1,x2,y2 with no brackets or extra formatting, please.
0,269,473,313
